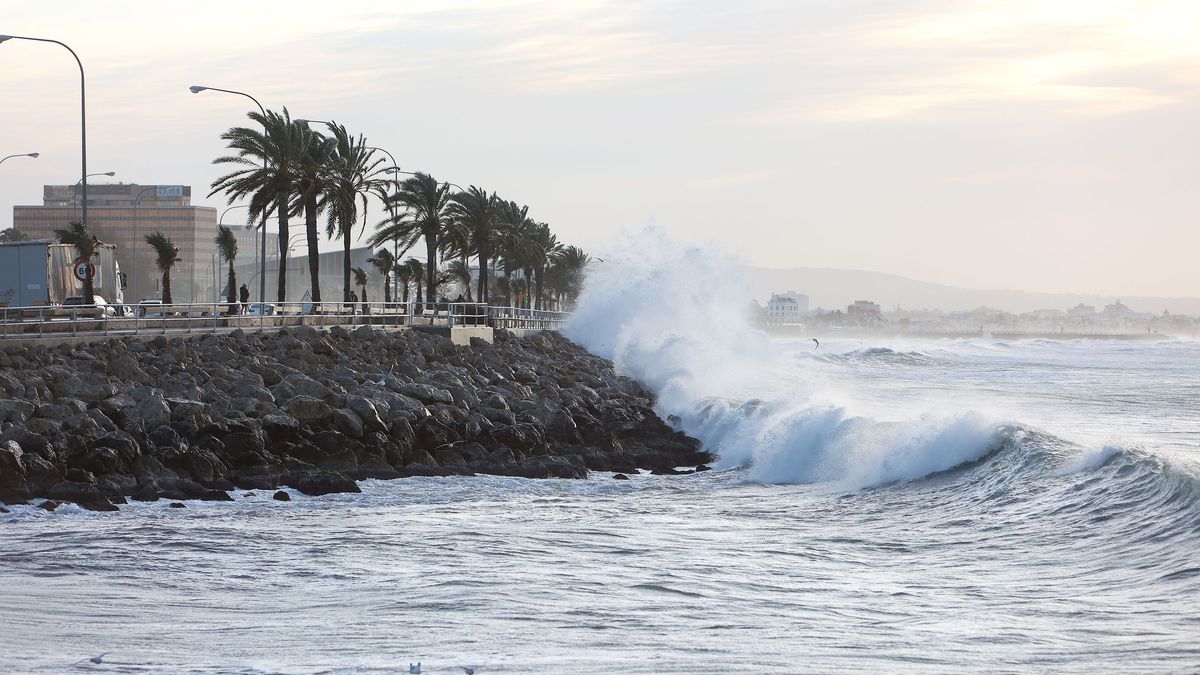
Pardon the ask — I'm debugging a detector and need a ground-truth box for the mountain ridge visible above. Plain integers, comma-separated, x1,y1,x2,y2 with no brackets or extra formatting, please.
749,266,1200,315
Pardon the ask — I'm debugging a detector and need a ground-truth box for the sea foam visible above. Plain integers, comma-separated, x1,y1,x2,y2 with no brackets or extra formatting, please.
565,226,1001,489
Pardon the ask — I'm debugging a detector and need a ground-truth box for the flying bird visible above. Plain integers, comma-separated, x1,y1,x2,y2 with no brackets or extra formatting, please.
72,653,109,666
409,663,421,674
461,667,477,674
809,338,820,348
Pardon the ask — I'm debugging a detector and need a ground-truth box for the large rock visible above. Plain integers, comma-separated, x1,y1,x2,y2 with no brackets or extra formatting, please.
395,383,453,405
283,395,333,424
286,470,361,496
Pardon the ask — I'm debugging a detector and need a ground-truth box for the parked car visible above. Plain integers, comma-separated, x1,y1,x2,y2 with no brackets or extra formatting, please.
62,295,116,317
247,303,276,316
136,298,165,318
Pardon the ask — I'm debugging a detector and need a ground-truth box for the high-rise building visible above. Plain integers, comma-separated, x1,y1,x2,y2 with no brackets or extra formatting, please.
13,183,218,303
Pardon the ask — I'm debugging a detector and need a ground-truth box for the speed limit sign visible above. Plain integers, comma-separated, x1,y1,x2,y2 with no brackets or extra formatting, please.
72,259,95,282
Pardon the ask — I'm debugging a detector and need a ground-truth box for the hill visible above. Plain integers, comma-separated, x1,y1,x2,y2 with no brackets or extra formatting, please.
749,267,1200,315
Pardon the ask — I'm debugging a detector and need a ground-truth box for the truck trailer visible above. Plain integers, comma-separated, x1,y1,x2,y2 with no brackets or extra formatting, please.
0,239,125,309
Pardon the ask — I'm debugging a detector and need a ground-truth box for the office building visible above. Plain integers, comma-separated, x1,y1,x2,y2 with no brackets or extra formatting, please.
13,183,218,303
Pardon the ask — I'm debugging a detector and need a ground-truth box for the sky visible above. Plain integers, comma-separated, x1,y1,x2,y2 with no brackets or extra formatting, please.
1,0,1197,297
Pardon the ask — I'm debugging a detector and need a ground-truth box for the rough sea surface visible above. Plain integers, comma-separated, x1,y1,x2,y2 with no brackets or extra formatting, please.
2,335,1198,673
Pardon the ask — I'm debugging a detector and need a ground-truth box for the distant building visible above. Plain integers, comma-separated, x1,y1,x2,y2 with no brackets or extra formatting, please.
847,300,881,323
766,291,808,324
1067,303,1096,318
233,245,384,304
13,183,217,303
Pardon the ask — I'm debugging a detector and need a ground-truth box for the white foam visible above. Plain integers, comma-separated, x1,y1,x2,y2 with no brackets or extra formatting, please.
566,227,1001,489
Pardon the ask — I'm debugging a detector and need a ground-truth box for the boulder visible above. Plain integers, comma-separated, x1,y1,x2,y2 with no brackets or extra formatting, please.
286,470,361,496
283,395,333,424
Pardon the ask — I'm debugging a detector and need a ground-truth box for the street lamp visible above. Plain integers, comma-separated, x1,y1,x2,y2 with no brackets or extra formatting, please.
0,152,39,166
189,84,269,307
73,171,115,222
0,35,89,232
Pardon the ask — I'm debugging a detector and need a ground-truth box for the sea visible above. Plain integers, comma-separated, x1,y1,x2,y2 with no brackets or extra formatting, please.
1,242,1198,673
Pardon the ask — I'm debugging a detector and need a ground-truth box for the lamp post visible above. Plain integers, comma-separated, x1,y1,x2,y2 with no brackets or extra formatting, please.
0,34,87,231
73,171,114,222
0,152,39,166
189,84,268,307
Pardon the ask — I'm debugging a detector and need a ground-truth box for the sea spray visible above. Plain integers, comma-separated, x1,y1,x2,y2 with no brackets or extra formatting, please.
565,227,1002,488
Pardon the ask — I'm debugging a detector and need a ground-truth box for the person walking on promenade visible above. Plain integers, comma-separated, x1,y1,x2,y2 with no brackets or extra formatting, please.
239,284,250,315
348,290,359,316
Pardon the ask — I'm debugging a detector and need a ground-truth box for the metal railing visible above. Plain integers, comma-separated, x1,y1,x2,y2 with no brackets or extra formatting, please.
0,300,570,340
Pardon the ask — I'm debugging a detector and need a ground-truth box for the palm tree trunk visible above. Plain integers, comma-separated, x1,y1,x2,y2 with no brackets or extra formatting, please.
523,269,533,309
162,269,173,305
462,254,473,302
226,263,237,315
305,192,321,303
83,269,95,306
477,244,488,305
277,190,289,303
342,227,352,302
401,281,409,304
534,265,545,311
504,265,513,307
424,232,437,304
383,274,391,304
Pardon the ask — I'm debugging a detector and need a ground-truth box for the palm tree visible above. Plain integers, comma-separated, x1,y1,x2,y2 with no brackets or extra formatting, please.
447,186,500,304
54,221,100,305
527,222,562,310
403,257,425,310
367,248,395,304
380,172,453,306
210,107,306,303
394,257,416,304
494,275,512,307
549,245,590,309
352,266,368,305
445,259,473,301
496,201,534,306
293,126,335,303
0,228,29,243
320,122,387,303
215,225,239,314
144,231,182,305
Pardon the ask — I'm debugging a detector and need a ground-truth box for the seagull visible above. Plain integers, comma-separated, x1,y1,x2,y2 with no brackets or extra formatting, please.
809,338,820,348
409,663,421,674
461,668,477,674
72,653,109,665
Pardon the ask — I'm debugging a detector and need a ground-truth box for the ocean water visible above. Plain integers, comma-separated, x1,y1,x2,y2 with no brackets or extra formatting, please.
2,240,1199,673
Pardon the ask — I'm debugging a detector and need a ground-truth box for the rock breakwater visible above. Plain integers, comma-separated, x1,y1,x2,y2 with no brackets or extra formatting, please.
0,327,712,510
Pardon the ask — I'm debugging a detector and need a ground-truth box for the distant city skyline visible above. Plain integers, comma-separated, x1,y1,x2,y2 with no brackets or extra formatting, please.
2,0,1197,297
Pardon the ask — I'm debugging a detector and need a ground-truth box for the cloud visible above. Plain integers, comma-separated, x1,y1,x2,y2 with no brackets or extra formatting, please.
743,0,1200,124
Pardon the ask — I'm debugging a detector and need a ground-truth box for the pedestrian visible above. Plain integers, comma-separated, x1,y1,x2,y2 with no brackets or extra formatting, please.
239,283,249,315
348,290,359,316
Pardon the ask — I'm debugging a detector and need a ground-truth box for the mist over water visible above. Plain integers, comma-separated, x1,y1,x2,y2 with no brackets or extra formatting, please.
2,228,1198,673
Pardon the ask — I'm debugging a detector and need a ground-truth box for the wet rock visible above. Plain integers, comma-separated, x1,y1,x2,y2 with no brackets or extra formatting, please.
613,473,630,480
200,489,234,501
287,470,360,496
168,502,186,509
272,490,291,501
37,500,60,511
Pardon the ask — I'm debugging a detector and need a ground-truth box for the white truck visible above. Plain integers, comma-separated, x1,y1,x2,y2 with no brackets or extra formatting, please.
0,239,126,311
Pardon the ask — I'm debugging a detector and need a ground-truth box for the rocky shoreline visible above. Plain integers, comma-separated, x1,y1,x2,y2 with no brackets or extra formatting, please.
0,327,712,511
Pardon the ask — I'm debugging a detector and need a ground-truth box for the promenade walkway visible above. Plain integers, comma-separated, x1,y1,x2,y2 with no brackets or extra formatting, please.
0,301,569,344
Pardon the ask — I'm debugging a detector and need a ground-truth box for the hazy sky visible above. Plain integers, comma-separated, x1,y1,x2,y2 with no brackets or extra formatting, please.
2,0,1197,297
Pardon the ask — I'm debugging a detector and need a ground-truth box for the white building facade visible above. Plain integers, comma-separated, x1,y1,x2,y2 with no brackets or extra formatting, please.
766,291,809,324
